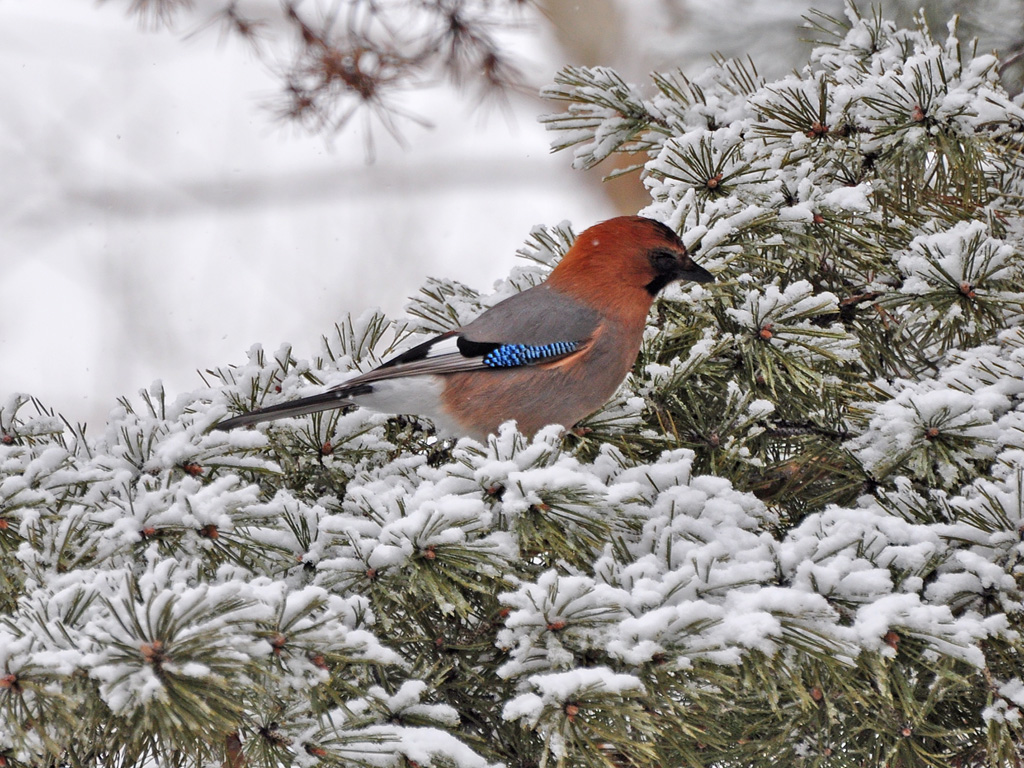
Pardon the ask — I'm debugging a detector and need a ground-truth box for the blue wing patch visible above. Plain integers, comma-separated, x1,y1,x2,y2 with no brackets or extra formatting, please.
482,341,580,368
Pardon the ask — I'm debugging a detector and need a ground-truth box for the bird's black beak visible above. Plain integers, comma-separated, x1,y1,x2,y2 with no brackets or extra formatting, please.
673,248,715,284
677,262,715,284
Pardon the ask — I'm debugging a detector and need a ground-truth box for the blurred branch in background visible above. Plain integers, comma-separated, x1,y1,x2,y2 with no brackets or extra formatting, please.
105,0,533,156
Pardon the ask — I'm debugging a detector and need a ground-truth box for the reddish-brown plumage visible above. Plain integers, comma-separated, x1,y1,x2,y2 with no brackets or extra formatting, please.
439,330,631,439
440,216,703,440
545,216,676,329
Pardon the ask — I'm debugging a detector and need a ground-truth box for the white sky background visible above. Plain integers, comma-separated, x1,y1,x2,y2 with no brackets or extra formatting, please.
0,0,871,429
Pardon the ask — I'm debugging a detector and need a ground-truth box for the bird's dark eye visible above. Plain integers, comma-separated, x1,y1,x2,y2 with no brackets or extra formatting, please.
649,248,680,272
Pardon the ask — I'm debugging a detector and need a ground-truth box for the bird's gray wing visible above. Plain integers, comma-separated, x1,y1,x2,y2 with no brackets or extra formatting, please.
214,285,599,430
458,283,601,346
339,283,601,385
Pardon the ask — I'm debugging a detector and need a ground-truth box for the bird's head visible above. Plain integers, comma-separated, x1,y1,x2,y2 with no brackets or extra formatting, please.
547,216,714,311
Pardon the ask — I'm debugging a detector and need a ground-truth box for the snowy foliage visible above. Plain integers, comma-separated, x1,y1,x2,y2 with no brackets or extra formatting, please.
3,4,1024,767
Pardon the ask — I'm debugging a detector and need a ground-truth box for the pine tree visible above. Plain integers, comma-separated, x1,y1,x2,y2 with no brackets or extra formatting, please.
4,3,1024,766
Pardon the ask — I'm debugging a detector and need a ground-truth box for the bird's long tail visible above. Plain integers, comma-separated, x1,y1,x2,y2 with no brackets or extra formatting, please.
214,388,356,430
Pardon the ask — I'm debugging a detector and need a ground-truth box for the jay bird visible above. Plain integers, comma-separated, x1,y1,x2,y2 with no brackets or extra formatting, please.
215,216,713,441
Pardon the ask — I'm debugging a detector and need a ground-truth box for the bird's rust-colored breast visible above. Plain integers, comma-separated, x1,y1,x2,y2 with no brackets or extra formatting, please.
440,316,646,440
